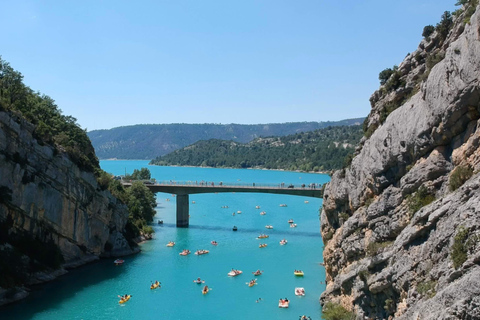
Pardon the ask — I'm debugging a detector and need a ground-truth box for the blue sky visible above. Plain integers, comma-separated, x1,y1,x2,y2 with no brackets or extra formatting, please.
1,0,457,131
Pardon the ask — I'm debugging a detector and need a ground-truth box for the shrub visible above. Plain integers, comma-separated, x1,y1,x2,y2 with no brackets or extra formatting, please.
417,280,437,298
449,165,474,191
322,302,354,320
422,25,435,38
407,186,435,216
338,212,349,222
379,67,395,85
426,51,446,70
384,298,396,314
451,226,469,269
436,11,453,41
323,230,334,244
358,269,370,282
366,241,393,256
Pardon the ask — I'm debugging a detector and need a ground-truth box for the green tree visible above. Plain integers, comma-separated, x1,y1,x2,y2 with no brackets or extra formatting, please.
422,25,435,38
436,11,453,40
378,66,397,85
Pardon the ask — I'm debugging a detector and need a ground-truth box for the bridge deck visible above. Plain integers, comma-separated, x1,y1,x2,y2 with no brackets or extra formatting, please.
122,181,323,198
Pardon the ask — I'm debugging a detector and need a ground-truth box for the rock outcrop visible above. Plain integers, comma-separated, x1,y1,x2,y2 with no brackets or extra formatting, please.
0,110,137,305
321,4,480,319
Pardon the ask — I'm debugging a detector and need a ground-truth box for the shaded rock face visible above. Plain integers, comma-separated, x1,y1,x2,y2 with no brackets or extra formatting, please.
0,111,134,267
321,5,480,319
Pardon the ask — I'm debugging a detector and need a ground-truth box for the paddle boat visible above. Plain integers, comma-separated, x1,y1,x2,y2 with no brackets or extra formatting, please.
166,241,175,247
265,225,273,229
280,239,288,245
279,204,287,207
304,200,309,204
294,270,304,276
278,298,289,308
118,294,131,304
195,249,209,255
114,259,124,266
259,243,267,248
211,240,218,246
232,226,238,231
179,249,191,256
255,206,261,209
257,234,269,239
237,211,242,214
247,279,257,287
202,285,209,294
252,270,263,276
290,223,297,228
288,219,294,224
300,316,312,320
260,211,266,215
295,287,305,296
150,281,161,290
228,269,242,277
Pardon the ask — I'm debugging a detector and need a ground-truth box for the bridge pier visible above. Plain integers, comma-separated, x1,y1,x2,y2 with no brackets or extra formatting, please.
176,194,189,227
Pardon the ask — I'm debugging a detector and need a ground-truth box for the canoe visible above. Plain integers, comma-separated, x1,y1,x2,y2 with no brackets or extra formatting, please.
150,282,160,290
295,287,305,296
202,287,209,294
259,243,267,248
195,250,209,255
252,270,263,276
247,281,257,287
166,242,175,247
257,235,269,239
119,295,131,304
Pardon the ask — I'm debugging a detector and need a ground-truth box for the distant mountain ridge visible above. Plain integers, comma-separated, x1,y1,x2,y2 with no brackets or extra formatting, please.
150,125,363,172
88,118,364,160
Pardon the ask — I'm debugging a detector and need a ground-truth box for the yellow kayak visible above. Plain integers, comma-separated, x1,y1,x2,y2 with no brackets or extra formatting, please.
294,270,304,276
202,286,209,294
119,295,131,304
150,282,160,289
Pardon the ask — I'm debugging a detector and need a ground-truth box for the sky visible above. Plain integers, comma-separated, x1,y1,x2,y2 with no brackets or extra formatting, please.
1,0,458,131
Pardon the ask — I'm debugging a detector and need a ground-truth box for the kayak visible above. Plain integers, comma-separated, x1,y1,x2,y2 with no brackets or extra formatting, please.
202,286,209,294
166,242,175,247
119,295,131,304
150,282,160,290
257,234,269,239
179,250,190,256
280,239,288,245
259,243,267,248
252,270,263,276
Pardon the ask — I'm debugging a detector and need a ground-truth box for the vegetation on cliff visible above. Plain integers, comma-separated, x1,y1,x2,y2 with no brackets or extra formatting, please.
0,57,98,173
150,125,363,172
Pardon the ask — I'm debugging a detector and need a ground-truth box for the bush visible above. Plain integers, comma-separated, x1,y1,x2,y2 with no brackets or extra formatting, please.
426,51,445,70
451,226,469,269
322,302,354,320
407,186,435,216
379,67,395,85
366,241,393,256
422,25,435,38
417,280,437,298
436,11,453,41
449,165,474,191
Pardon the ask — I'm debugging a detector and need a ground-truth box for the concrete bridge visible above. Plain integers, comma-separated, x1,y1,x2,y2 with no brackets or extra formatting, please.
122,181,323,227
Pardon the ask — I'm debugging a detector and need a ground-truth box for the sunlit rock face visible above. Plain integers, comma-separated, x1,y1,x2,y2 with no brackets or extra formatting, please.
0,110,135,269
320,5,480,319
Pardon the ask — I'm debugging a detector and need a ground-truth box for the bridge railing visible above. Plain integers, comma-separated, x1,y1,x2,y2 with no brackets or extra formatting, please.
123,179,323,190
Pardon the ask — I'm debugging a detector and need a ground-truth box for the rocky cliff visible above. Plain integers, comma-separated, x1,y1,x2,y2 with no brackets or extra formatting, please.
0,110,137,305
320,4,480,319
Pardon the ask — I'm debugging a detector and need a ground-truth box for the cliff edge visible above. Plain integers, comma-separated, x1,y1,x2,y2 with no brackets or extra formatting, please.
321,3,480,319
0,110,137,305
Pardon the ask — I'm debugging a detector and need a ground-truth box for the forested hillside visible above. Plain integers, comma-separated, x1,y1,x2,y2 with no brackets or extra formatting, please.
150,125,363,172
88,119,364,160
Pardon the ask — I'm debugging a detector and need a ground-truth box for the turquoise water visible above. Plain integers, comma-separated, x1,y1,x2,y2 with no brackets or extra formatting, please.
1,161,329,319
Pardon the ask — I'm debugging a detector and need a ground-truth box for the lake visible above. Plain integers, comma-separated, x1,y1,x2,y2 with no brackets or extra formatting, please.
1,161,329,319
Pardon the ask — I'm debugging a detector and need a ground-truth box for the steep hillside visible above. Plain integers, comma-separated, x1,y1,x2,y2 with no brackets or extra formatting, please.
0,59,137,305
87,119,364,160
150,125,363,172
320,3,480,319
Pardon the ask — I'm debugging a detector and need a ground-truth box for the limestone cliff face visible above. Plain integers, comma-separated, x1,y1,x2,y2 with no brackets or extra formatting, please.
0,110,135,273
321,5,480,319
